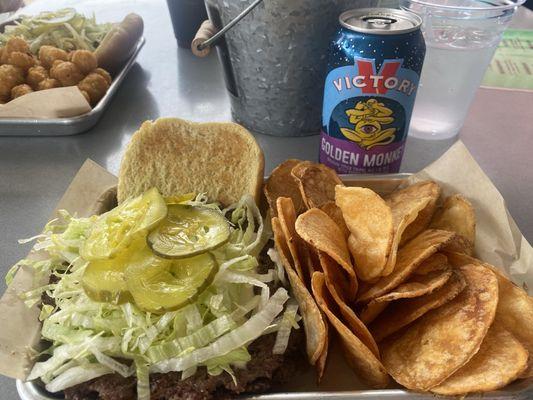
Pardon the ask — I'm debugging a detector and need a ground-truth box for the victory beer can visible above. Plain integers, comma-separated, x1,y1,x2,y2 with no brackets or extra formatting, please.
320,8,425,174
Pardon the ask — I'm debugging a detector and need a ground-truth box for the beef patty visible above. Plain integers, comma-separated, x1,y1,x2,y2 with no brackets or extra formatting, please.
63,331,303,400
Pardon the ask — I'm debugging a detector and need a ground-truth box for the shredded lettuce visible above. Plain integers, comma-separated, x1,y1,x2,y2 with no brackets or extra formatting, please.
13,194,299,399
0,8,113,52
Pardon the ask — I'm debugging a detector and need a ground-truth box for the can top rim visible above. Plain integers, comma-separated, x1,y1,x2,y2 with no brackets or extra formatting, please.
339,8,422,35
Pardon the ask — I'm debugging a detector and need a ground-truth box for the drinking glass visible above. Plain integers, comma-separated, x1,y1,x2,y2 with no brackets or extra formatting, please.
401,0,525,140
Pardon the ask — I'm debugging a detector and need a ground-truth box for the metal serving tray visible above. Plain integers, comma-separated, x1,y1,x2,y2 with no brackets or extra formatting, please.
0,37,145,137
14,173,533,399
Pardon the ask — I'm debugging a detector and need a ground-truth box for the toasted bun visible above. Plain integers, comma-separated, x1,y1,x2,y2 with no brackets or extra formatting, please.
95,13,144,74
117,118,264,206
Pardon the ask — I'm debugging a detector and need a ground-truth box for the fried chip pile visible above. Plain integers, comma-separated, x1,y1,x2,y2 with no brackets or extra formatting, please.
263,160,532,395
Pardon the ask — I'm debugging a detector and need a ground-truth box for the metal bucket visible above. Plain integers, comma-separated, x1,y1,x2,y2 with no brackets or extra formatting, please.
202,0,398,137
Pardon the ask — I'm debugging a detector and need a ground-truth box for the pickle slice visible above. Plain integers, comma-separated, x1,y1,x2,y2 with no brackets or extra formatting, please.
147,205,230,259
81,188,167,261
82,257,132,305
125,249,218,313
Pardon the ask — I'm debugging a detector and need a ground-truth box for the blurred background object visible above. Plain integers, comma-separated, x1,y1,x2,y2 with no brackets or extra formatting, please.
166,0,207,48
0,0,22,13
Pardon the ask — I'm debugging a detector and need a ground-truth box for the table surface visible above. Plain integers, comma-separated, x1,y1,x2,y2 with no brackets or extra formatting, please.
0,0,532,398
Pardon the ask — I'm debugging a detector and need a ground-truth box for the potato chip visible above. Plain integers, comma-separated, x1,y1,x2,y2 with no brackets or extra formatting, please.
391,181,441,246
316,316,329,383
382,195,433,276
372,267,452,303
319,252,380,358
311,272,389,388
272,217,327,365
296,208,357,300
357,229,455,303
381,263,498,391
335,186,393,282
298,163,343,209
430,194,475,255
442,232,475,255
444,251,533,378
291,160,313,180
431,322,528,395
359,301,388,325
370,269,466,342
492,267,533,378
277,197,306,284
264,159,305,216
414,252,448,275
299,241,317,287
319,201,350,239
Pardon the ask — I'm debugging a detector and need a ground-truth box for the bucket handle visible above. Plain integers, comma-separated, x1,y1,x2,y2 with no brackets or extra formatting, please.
191,0,264,57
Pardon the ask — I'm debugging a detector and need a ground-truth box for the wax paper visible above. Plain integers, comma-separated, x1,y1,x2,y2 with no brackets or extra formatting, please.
0,87,91,119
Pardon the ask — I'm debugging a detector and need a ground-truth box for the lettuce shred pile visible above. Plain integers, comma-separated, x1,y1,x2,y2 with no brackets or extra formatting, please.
0,8,113,53
9,194,299,400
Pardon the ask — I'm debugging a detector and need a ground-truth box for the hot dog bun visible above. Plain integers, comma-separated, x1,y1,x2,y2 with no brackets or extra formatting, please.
95,13,144,74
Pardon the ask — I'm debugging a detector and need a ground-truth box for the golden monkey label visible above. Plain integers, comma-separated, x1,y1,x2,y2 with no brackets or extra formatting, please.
320,9,425,174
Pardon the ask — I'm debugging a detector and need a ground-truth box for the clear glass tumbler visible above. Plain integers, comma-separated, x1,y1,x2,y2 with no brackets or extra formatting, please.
401,0,525,140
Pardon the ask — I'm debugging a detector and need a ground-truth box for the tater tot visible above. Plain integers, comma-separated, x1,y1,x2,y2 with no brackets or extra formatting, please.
11,83,33,99
70,50,97,74
50,61,84,86
0,47,8,64
51,59,64,69
5,37,29,55
7,51,36,72
78,72,109,105
27,66,49,88
37,78,60,91
92,67,112,85
0,64,24,99
38,45,68,68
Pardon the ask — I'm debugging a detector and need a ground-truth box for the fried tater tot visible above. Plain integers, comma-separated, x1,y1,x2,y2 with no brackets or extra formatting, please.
5,37,29,55
38,45,68,68
37,78,60,91
0,64,24,100
78,72,109,105
50,61,84,86
70,50,97,74
51,59,64,69
27,66,49,88
92,67,112,85
11,83,33,99
7,51,36,72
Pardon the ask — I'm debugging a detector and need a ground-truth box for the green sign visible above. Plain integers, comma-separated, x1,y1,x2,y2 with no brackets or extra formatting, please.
482,29,533,91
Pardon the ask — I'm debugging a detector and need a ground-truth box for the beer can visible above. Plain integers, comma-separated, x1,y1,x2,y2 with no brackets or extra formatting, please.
320,8,425,174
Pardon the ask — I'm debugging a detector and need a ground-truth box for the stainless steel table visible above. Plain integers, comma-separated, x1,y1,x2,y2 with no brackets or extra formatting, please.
0,0,532,398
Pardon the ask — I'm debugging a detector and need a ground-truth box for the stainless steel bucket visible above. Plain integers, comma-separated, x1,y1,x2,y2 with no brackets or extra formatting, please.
200,0,398,137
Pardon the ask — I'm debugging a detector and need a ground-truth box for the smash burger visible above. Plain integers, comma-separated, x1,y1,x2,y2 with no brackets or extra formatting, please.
17,119,304,400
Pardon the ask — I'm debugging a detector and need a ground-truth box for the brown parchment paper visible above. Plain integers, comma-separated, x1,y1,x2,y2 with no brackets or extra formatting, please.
0,160,117,380
0,87,91,119
0,141,531,389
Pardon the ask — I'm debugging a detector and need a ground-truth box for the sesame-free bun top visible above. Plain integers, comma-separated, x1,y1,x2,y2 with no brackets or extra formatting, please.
117,118,264,206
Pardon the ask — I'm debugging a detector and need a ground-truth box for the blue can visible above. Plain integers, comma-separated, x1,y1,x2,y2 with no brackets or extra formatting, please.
320,8,425,174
